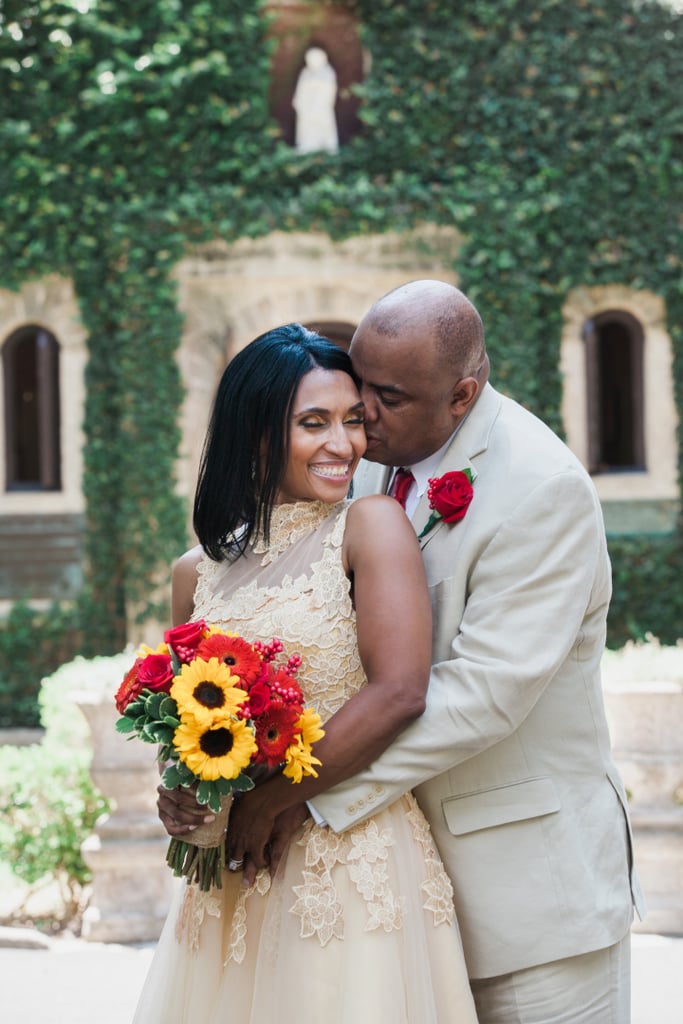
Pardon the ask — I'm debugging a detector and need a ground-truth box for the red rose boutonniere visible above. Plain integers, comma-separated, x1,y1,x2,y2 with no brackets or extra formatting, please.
417,469,474,540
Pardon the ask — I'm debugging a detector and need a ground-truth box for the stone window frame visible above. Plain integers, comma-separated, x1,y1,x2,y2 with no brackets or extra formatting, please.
560,285,678,531
0,276,87,517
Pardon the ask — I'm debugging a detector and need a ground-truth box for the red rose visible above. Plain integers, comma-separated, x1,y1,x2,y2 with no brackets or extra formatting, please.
115,658,144,713
163,620,207,662
428,471,474,523
137,653,174,693
246,680,273,717
417,469,474,540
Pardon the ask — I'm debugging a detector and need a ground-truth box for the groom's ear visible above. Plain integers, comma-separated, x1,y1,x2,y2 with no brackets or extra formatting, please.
449,376,479,420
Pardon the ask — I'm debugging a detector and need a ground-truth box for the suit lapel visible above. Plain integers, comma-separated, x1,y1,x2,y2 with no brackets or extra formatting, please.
413,384,502,548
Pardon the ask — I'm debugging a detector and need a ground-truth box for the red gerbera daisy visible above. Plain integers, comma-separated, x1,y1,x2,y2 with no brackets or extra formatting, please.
196,634,262,685
270,665,304,704
114,657,144,714
253,702,301,768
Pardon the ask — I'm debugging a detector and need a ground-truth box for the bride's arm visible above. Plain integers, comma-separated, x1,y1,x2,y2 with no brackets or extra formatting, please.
226,494,432,868
170,545,203,626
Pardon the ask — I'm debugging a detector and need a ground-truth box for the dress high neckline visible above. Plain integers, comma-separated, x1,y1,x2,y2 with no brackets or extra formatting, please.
252,500,346,564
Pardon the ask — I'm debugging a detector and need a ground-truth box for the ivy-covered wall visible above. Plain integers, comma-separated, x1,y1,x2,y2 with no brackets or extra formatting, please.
0,0,681,674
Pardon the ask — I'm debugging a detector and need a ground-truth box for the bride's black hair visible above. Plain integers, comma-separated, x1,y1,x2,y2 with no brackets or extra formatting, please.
194,323,359,560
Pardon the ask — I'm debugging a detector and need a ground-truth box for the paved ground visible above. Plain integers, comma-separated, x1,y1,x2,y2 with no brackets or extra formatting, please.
0,926,681,1023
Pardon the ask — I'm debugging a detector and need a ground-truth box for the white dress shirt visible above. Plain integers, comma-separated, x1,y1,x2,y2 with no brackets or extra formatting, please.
388,428,460,519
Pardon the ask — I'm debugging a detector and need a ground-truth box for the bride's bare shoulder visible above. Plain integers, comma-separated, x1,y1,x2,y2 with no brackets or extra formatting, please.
171,545,205,624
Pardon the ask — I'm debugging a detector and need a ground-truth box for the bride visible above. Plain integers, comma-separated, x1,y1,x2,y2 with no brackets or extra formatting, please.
134,323,477,1023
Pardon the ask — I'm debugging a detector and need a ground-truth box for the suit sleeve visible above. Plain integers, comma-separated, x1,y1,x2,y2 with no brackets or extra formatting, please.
313,468,609,831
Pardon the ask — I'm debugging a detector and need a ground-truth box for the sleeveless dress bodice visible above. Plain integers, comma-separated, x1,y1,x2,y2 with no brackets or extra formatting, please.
192,501,364,720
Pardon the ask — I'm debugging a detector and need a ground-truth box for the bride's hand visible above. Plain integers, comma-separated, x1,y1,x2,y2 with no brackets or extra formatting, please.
156,783,216,837
229,797,310,887
226,787,276,875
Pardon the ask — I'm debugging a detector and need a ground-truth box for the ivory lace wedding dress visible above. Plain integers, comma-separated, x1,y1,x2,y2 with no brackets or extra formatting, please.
133,500,477,1024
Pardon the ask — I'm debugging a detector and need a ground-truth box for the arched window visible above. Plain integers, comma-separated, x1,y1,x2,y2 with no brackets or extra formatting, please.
2,325,61,490
583,310,645,474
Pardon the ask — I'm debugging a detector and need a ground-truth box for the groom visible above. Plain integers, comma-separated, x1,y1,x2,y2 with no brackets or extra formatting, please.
311,280,643,1022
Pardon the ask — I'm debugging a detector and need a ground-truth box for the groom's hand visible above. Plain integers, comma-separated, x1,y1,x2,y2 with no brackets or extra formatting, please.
268,803,310,877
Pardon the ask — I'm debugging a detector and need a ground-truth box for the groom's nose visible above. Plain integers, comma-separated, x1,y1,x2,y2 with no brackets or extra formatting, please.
360,385,379,423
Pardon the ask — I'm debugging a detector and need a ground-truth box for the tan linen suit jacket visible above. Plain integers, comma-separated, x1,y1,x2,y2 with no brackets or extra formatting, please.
314,383,644,980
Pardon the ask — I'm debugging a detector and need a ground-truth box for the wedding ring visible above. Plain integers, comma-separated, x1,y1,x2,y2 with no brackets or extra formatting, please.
228,858,244,872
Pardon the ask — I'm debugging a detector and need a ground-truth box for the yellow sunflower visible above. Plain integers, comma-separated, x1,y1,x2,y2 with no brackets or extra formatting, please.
173,714,257,781
171,657,247,727
282,708,325,783
139,641,170,657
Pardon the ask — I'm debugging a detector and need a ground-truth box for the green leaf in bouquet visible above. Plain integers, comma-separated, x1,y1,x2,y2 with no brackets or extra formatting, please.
154,724,176,745
226,773,255,794
144,691,167,720
142,722,174,744
195,779,214,806
139,724,161,744
206,784,224,814
169,649,182,675
115,716,137,734
159,695,179,722
161,760,194,790
158,742,175,764
215,776,236,796
124,697,147,718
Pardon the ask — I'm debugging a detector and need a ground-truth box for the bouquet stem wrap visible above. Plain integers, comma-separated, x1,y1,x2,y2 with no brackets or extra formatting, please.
166,793,233,891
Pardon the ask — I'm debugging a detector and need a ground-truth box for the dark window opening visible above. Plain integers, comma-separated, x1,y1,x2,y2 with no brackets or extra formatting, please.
3,325,61,491
584,311,645,474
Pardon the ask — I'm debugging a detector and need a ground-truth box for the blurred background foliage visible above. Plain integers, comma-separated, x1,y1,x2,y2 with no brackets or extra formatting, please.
0,1,681,713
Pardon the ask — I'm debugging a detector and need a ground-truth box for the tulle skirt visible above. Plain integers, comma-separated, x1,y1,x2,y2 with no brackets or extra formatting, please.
133,793,477,1024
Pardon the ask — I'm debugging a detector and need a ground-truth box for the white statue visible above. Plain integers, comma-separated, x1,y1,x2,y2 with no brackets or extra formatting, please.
292,47,339,154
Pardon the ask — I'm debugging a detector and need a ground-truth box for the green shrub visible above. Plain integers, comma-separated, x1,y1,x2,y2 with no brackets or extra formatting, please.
0,654,115,923
0,601,82,729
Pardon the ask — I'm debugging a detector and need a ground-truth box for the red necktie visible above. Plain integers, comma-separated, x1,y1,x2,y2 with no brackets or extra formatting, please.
391,467,415,509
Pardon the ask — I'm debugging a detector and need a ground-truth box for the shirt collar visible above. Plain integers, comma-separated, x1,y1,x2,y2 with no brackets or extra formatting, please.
405,425,459,499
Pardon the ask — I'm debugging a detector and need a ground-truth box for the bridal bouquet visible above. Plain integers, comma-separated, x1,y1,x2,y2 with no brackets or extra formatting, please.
114,620,324,890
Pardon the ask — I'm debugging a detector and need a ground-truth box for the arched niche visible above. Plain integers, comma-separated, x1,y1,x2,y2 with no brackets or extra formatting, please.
265,1,365,148
561,285,678,534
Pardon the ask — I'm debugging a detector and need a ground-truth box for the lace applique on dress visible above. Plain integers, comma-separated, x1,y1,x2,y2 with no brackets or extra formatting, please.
175,883,222,952
224,869,271,965
406,795,456,926
347,820,403,933
288,816,403,944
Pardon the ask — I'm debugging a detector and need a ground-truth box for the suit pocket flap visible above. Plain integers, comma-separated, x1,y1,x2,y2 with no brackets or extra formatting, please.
442,777,561,836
